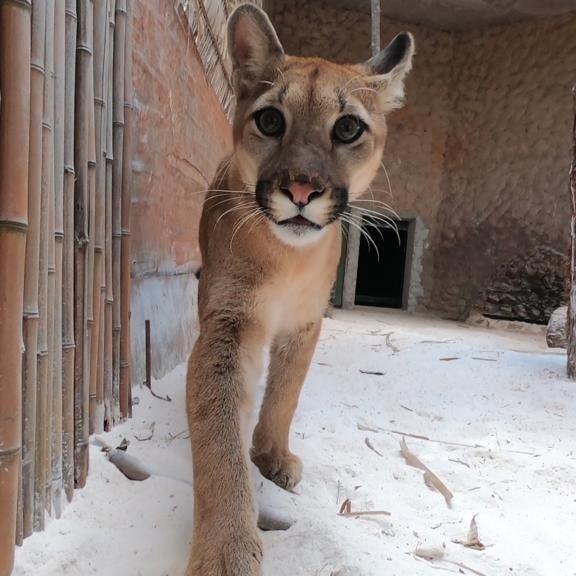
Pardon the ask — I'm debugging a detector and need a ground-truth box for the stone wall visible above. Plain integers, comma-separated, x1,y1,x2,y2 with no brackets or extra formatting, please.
131,1,231,385
267,0,575,321
433,15,575,320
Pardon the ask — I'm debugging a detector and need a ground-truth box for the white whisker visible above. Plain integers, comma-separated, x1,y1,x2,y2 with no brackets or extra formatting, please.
351,199,400,220
248,213,267,235
204,196,253,211
215,157,233,188
352,205,399,227
380,160,394,200
229,209,263,254
352,208,400,241
352,209,401,245
213,201,255,232
189,188,254,196
340,73,365,93
340,214,380,262
350,86,378,94
343,211,387,245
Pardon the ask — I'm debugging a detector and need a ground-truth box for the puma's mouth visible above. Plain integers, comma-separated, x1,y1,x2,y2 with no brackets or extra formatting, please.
255,178,348,245
278,215,321,229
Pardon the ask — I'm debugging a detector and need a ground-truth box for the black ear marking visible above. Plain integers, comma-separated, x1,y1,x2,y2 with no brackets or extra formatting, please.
366,32,414,76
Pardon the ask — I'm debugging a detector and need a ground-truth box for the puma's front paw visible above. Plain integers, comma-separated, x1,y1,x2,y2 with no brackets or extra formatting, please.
251,449,302,491
187,526,263,576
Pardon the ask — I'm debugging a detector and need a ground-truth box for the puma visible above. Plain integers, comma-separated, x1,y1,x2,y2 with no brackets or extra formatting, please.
186,5,414,574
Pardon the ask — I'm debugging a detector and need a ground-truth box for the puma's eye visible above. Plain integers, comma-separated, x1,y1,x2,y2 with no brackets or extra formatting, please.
333,115,366,144
254,107,285,137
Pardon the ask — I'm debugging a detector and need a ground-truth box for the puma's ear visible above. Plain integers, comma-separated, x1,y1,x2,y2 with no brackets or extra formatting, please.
227,4,284,95
364,32,415,112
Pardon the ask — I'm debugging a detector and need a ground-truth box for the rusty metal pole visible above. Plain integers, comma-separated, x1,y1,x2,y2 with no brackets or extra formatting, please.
371,0,381,57
342,0,381,309
145,320,151,389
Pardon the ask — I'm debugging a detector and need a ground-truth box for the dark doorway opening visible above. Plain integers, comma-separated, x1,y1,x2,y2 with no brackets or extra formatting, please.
354,217,412,308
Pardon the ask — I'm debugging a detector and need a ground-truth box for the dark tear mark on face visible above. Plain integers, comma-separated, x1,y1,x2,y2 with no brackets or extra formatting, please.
278,83,289,104
307,65,320,108
255,180,273,212
336,89,347,113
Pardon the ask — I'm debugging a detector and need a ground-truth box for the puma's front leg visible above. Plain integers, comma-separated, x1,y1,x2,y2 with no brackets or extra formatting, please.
186,316,264,576
251,320,321,491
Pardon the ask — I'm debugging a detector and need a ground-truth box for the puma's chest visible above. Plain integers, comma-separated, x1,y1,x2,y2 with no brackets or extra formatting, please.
257,242,340,337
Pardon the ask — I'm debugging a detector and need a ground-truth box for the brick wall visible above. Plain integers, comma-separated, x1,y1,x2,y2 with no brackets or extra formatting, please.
131,1,231,384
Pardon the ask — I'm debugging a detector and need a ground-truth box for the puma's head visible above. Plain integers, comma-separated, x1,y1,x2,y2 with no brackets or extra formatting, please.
227,4,414,246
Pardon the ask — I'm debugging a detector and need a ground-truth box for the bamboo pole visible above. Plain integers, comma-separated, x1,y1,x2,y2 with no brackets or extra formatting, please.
0,0,31,571
97,0,113,433
51,0,66,518
44,0,56,518
96,287,106,429
120,0,133,419
568,85,576,379
21,0,46,539
90,0,108,433
113,0,127,421
85,0,97,439
104,0,116,430
16,467,23,546
34,0,55,531
62,0,77,503
85,0,98,434
74,0,92,489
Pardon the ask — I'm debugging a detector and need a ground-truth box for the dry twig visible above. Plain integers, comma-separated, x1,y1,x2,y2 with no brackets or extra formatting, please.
413,548,490,576
365,437,383,457
338,498,391,518
400,438,454,506
385,332,399,353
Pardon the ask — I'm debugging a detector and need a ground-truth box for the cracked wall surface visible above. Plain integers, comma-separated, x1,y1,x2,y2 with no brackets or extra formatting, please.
131,1,231,384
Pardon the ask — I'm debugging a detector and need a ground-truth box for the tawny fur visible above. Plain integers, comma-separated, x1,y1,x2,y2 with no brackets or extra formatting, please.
186,5,414,575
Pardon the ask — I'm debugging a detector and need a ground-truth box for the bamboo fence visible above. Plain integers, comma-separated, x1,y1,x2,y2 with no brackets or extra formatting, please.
0,0,134,572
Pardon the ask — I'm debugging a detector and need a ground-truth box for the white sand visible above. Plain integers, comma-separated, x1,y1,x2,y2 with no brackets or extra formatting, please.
14,309,576,576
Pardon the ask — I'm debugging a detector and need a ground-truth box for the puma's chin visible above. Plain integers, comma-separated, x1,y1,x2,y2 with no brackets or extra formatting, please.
268,219,328,247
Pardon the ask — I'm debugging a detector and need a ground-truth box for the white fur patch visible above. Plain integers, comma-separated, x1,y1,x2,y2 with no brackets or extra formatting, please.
268,221,327,247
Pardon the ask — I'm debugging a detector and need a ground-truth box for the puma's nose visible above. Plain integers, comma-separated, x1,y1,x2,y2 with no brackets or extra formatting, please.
280,182,324,207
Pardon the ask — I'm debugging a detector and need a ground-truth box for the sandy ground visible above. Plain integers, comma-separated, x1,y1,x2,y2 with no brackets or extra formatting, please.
14,309,576,576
